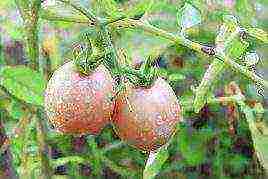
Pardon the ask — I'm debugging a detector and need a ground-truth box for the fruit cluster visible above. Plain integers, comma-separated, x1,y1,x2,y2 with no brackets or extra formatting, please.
44,60,182,152
44,26,182,152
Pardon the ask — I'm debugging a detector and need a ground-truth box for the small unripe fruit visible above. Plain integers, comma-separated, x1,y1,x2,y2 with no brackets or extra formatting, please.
112,78,182,151
44,61,115,135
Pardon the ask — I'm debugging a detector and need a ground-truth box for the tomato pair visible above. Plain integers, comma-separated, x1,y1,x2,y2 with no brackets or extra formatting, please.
44,61,182,151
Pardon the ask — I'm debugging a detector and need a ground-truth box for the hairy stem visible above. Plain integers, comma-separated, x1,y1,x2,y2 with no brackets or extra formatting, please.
36,109,51,179
40,9,89,24
40,11,268,89
15,0,41,70
57,0,97,23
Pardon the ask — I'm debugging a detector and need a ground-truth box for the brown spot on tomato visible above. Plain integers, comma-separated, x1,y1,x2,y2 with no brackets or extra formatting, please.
112,78,182,152
44,61,115,135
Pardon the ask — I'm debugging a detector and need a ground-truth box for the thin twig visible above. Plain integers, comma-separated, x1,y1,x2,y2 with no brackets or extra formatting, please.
57,0,97,23
36,109,51,179
217,54,268,88
40,9,89,24
113,19,267,88
15,0,41,70
39,12,268,89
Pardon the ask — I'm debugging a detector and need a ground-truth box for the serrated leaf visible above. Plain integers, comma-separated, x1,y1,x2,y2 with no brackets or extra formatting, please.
143,145,169,179
0,66,46,106
247,28,268,43
177,3,201,31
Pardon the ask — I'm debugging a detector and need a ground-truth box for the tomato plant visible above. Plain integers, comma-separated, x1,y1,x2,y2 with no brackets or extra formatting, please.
0,0,267,179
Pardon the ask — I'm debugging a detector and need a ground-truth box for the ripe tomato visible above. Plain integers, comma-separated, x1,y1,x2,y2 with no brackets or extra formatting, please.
44,61,115,135
112,78,182,151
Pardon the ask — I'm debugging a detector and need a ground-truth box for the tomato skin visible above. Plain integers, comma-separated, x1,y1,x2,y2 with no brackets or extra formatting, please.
112,78,182,151
44,61,115,135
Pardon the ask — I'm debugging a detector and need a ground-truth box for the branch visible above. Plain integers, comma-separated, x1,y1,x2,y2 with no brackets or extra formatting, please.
39,12,268,89
112,19,267,88
113,19,215,56
40,9,90,24
57,0,97,24
217,55,268,88
36,109,52,179
15,0,42,70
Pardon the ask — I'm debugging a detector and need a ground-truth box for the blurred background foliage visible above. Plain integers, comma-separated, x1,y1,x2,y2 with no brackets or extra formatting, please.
0,0,267,178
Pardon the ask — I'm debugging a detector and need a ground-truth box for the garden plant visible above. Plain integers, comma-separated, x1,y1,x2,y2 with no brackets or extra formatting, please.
0,0,267,178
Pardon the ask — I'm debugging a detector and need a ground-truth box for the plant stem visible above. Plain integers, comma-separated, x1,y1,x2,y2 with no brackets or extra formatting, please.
57,0,97,24
113,19,267,88
15,1,51,178
40,9,89,24
36,109,51,179
15,0,42,71
39,12,268,88
0,111,18,179
114,19,211,55
217,55,268,88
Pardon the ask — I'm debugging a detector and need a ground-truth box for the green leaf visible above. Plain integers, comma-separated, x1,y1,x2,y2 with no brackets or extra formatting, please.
96,0,123,18
7,99,25,119
237,101,268,172
125,0,154,19
167,73,186,82
222,15,239,31
0,66,46,106
178,127,210,166
235,0,254,26
225,37,249,59
246,28,268,43
177,3,201,31
87,136,103,176
143,145,169,179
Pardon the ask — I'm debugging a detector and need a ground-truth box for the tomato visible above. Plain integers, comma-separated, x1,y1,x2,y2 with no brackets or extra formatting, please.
112,78,182,151
44,61,115,135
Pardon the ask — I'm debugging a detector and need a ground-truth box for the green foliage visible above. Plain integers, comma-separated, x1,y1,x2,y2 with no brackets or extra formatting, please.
237,100,268,172
0,0,267,178
178,126,213,166
125,0,153,19
143,147,169,179
235,0,254,26
246,28,268,43
0,66,46,106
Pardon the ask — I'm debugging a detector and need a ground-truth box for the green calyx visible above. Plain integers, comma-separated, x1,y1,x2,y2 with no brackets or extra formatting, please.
121,57,158,88
74,23,156,89
74,25,112,75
